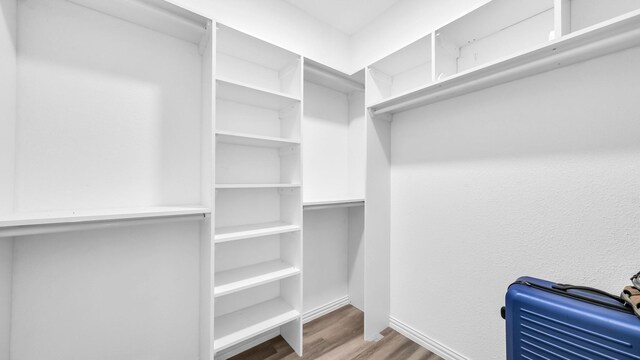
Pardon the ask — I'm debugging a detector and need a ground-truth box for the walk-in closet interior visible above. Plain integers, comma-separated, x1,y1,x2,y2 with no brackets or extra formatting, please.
1,0,640,359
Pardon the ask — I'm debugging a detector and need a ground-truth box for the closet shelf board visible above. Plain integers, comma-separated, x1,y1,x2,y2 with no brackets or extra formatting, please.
216,131,300,148
214,260,300,297
0,206,210,227
215,184,301,189
369,9,640,115
216,78,300,110
214,222,300,243
214,298,300,353
303,198,365,210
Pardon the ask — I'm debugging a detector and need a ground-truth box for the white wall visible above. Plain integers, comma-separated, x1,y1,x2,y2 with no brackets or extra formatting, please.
350,0,489,73
303,209,349,313
169,0,351,73
16,0,202,211
0,1,15,358
0,238,12,360
390,48,640,360
11,222,201,360
0,0,16,214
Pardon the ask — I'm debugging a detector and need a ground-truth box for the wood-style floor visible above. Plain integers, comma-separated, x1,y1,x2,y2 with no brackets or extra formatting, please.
229,305,444,360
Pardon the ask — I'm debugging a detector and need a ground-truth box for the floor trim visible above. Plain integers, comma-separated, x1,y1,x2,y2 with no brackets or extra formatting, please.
303,295,350,324
389,317,468,360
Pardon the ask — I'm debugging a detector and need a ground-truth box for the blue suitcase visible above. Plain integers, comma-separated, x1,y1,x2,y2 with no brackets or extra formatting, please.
504,276,640,359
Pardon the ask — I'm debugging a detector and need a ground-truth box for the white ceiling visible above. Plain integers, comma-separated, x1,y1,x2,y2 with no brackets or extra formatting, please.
283,0,402,35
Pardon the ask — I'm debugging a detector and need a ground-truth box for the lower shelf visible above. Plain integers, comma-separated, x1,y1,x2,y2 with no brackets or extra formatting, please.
214,298,300,353
214,260,300,297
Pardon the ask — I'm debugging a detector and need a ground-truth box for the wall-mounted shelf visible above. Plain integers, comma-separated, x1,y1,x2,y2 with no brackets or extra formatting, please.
214,260,300,297
0,206,210,237
214,222,300,243
216,184,301,189
217,78,300,111
213,298,300,353
369,8,640,115
303,198,365,211
67,0,210,46
216,131,300,149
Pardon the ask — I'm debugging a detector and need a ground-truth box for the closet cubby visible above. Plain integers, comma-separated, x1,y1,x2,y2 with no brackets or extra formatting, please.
216,141,300,185
216,25,301,99
213,233,301,353
214,25,303,357
435,0,555,79
303,62,366,205
215,188,301,233
366,35,433,105
0,0,214,359
301,61,366,328
567,0,640,33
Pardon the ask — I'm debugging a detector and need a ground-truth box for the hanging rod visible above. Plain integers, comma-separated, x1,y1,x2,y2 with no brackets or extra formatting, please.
305,63,365,92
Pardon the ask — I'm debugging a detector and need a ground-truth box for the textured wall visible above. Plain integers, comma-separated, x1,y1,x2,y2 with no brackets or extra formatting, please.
390,48,640,360
0,0,16,214
0,0,16,358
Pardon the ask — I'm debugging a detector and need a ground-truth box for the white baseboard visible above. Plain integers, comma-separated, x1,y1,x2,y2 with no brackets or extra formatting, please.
214,329,280,360
389,317,468,360
303,295,350,324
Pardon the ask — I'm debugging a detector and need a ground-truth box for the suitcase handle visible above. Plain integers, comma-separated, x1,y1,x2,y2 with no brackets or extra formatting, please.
552,284,627,305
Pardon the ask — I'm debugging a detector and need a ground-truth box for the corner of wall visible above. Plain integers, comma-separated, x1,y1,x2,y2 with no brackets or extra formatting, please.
348,0,491,72
0,0,17,215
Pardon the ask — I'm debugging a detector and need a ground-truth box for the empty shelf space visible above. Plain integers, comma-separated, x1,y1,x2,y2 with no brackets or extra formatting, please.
215,184,301,189
214,260,299,297
304,198,365,211
214,298,299,353
369,9,640,115
216,78,300,110
216,131,300,148
0,206,210,237
215,222,300,243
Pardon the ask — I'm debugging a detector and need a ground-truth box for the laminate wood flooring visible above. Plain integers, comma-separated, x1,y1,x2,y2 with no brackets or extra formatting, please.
229,305,444,360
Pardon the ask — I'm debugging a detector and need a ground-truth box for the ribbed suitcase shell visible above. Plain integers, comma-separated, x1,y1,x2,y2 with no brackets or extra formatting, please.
506,277,640,360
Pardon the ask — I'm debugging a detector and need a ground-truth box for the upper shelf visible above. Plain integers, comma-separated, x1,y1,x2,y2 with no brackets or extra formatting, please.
369,9,640,115
68,0,210,45
217,24,300,72
0,206,210,237
303,198,365,211
216,78,300,111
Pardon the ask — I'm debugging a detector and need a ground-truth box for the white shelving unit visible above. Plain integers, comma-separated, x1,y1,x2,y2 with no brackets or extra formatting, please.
0,1,215,360
213,25,303,358
435,0,555,79
368,0,640,115
367,35,433,105
568,0,640,33
301,61,368,332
